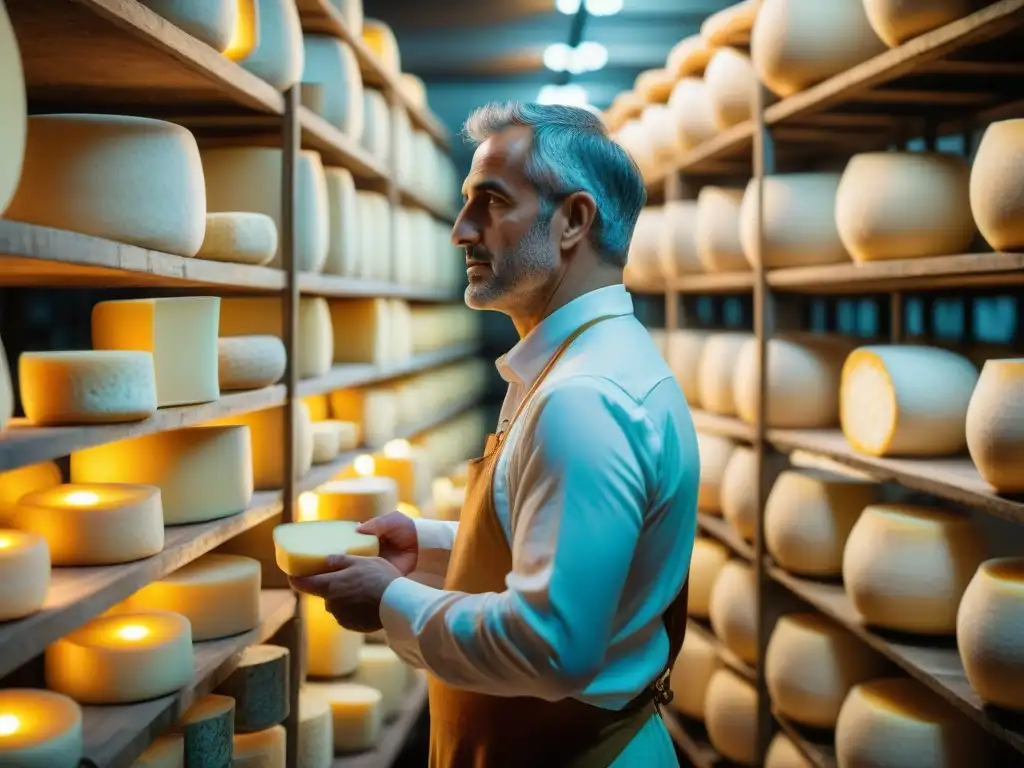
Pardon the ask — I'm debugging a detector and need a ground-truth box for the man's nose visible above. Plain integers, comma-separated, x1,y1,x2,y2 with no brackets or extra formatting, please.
451,207,480,248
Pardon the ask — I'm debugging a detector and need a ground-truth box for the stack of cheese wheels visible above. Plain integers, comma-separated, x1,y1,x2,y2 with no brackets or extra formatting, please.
408,304,481,354
0,529,50,621
704,47,758,128
751,0,885,97
209,402,314,491
971,118,1024,252
863,0,977,47
696,433,737,514
739,173,849,269
133,733,183,767
666,329,708,406
361,88,391,163
667,35,714,80
640,105,684,166
709,559,758,665
363,19,400,73
765,469,879,576
957,557,1024,710
5,115,206,256
635,68,675,104
323,167,359,277
298,688,334,768
354,191,392,280
690,537,730,619
0,460,63,525
966,358,1024,492
843,504,987,634
705,668,758,766
668,78,718,149
176,694,235,768
230,0,304,91
140,0,235,50
840,345,979,457
0,689,83,768
766,612,888,729
721,446,788,541
353,645,409,720
217,645,290,733
301,35,363,138
311,477,400,524
696,186,749,273
765,733,813,768
232,725,286,768
220,296,333,379
305,591,364,677
835,151,976,262
0,0,26,217
624,207,665,291
836,677,984,767
659,201,703,278
732,333,853,428
669,630,720,720
197,212,278,266
700,0,759,46
699,332,754,415
304,681,384,754
218,335,287,391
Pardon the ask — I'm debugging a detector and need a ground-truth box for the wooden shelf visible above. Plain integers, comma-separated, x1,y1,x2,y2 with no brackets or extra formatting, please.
688,618,757,684
334,672,428,768
768,565,1024,756
299,273,462,301
0,385,286,473
692,410,756,442
0,492,283,680
299,106,390,181
661,709,723,768
768,428,1024,524
672,272,755,294
82,589,296,768
647,122,754,185
399,185,459,225
772,710,837,768
698,513,754,563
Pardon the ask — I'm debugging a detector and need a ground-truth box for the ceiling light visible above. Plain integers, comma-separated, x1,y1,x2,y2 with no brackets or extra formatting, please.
555,0,623,15
543,43,572,72
538,84,590,107
543,41,608,73
555,0,581,12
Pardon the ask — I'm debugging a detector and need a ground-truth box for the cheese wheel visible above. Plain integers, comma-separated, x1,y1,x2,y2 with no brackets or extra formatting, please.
362,19,400,71
697,433,737,514
957,557,1024,710
668,78,718,149
666,329,708,405
840,345,979,457
667,35,714,79
863,0,976,47
625,207,666,289
218,336,286,391
178,694,235,768
328,299,395,364
835,152,975,262
208,403,314,491
704,47,758,128
0,689,82,768
720,446,788,542
14,483,163,566
0,335,11,433
0,461,63,526
232,725,285,768
751,0,886,97
765,733,813,768
132,733,183,768
660,200,703,277
400,73,427,109
843,504,987,634
966,358,1024,491
641,104,685,166
302,36,363,137
217,645,290,733
705,669,757,766
313,477,400,523
353,644,407,719
224,0,257,60
766,612,888,728
139,0,236,50
353,191,392,281
708,560,758,664
835,678,984,767
219,296,333,379
668,629,720,720
696,187,749,273
71,426,254,524
328,387,397,448
0,0,26,217
304,592,365,677
232,0,303,90
374,450,431,507
635,68,675,104
197,212,277,266
303,394,330,422
0,529,49,621
45,611,194,704
298,690,333,768
361,88,391,162
323,167,359,277
699,332,753,415
970,118,1024,252
304,682,383,754
740,173,849,269
311,421,348,465
92,297,220,408
701,0,759,46
334,0,363,36
201,147,329,273
213,512,286,588
765,469,879,576
273,520,380,577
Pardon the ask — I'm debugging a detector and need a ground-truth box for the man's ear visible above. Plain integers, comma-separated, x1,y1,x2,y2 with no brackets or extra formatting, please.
559,191,598,251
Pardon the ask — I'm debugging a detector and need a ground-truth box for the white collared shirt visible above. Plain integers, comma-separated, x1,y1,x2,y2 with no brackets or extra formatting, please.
380,284,698,763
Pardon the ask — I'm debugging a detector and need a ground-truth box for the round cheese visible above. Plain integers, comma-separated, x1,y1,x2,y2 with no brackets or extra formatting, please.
704,47,758,128
224,0,257,60
840,345,979,457
0,689,82,768
334,0,363,36
696,186,749,273
313,477,400,523
400,74,427,109
140,0,236,50
835,151,976,262
218,336,286,391
14,483,163,566
132,734,183,767
0,336,11,435
298,689,333,768
5,115,205,256
957,557,1024,710
667,35,714,79
353,191,392,281
305,592,365,678
668,78,718,149
0,529,50,621
765,469,879,577
701,0,759,46
635,68,675,104
625,207,666,290
765,733,813,768
640,105,684,165
217,645,290,733
967,359,1024,492
215,402,313,491
0,461,62,527
197,212,277,266
767,612,888,729
304,682,383,754
721,445,788,542
323,167,359,277
668,629,720,720
274,520,380,577
970,118,1024,252
353,644,408,720
0,0,26,217
232,0,303,90
699,332,754,415
178,694,235,768
666,329,708,406
311,420,352,465
302,36,363,138
705,668,757,766
362,19,400,72
232,725,285,768
690,537,730,619
219,296,332,380
361,88,391,162
843,504,987,634
863,0,976,47
697,433,737,514
660,200,703,277
709,560,758,665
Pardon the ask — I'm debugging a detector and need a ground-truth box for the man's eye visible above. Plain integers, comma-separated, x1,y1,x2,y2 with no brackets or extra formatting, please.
486,193,502,206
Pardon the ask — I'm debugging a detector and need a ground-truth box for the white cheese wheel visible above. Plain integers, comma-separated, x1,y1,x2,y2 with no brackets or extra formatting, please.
690,537,730,619
329,387,397,448
0,689,82,768
704,47,758,128
328,299,394,364
721,445,788,542
668,629,720,720
970,118,1024,252
46,611,194,704
766,612,888,729
232,725,285,768
0,461,63,526
697,433,737,514
209,403,313,491
202,147,329,273
334,0,363,36
843,504,987,634
957,557,1024,710
0,335,11,433
740,173,849,269
640,105,685,164
966,359,1024,492
751,0,886,97
696,186,749,273
323,167,359,277
765,469,879,577
92,296,220,408
197,212,277,266
218,335,287,391
71,425,254,524
835,151,976,262
311,420,352,465
354,191,392,281
709,559,758,664
399,74,426,109
0,0,26,217
0,529,50,621
19,350,157,426
218,645,290,733
765,733,813,768
14,483,163,566
302,36,363,138
701,0,759,46
220,296,333,379
667,35,714,79
668,78,718,149
5,115,205,256
660,200,703,277
139,0,236,50
836,678,984,767
305,682,383,754
863,0,976,47
624,207,665,290
178,694,235,768
699,332,754,415
362,19,400,72
118,554,260,641
232,0,303,90
705,669,757,766
666,329,708,406
840,345,979,457
313,477,400,523
353,644,407,719
635,68,675,104
304,591,365,677
274,520,380,577
298,690,333,768
361,88,391,162
132,733,183,768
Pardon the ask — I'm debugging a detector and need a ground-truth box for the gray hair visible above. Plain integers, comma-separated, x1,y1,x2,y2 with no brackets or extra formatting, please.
463,101,647,267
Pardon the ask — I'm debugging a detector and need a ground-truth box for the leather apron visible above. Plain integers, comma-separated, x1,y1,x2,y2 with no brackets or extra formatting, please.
427,314,691,768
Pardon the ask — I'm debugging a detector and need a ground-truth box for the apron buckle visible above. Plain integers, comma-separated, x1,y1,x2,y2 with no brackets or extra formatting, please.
654,668,673,706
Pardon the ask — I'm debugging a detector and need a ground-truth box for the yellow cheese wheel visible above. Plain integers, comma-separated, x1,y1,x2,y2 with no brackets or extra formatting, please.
708,559,758,664
0,529,50,621
765,733,813,768
274,520,380,577
635,68,675,104
131,733,183,768
218,335,287,391
666,329,708,406
704,47,758,128
696,433,737,513
0,689,82,768
232,725,285,768
862,0,976,47
323,167,359,277
362,19,400,72
660,200,703,277
305,591,365,677
232,0,303,90
139,1,236,50
667,35,714,78
311,477,399,523
0,0,26,217
720,445,788,542
966,358,1024,492
699,332,754,415
328,299,395,365
696,186,749,273
197,212,277,266
668,78,718,149
0,461,63,526
970,118,1024,252
304,682,383,754
689,537,730,619
701,0,760,46
220,296,333,380
668,629,720,720
298,689,333,768
210,403,314,491
302,35,363,138
705,668,757,766
399,73,427,109
624,207,666,290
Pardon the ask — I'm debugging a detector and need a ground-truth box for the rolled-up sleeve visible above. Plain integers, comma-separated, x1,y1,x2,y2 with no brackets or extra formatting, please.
380,376,658,699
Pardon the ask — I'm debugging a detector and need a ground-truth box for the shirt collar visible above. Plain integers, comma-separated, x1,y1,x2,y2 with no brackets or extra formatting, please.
495,284,634,386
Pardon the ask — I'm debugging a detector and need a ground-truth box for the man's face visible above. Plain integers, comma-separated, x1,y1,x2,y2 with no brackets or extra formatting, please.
452,126,560,312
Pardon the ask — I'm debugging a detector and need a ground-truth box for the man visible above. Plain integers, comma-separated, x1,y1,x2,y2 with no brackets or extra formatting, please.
291,102,699,767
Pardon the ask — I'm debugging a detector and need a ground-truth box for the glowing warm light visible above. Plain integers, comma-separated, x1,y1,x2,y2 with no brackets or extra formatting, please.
298,491,319,521
116,624,150,642
396,502,421,519
224,0,257,60
63,490,100,507
383,439,412,460
0,714,19,737
0,535,12,550
353,454,376,477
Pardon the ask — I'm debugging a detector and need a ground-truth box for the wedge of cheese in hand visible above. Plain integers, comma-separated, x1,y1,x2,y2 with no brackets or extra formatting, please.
274,520,380,577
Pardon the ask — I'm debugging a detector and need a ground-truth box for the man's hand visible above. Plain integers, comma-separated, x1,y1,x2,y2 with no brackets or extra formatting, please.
289,555,401,632
358,511,418,576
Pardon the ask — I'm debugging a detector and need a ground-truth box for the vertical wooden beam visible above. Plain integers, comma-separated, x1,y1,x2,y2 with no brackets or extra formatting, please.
665,172,682,333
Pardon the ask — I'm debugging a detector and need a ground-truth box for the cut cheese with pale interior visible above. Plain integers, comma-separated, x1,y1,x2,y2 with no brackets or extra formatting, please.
274,520,380,577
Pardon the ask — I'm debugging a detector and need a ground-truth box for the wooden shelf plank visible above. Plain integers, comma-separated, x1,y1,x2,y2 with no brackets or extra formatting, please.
299,106,390,181
0,220,286,291
661,709,723,768
399,185,459,225
646,122,754,185
768,565,1024,755
671,272,755,295
772,709,837,768
82,589,296,768
768,428,1024,524
692,410,756,442
298,272,462,301
333,672,428,768
698,513,755,563
0,385,286,473
0,493,284,680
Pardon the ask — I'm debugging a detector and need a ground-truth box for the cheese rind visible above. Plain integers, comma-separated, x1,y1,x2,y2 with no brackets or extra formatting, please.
704,669,757,766
274,521,380,577
353,644,408,719
698,333,753,415
323,167,359,277
219,297,333,379
313,478,400,524
965,358,1024,492
765,733,813,768
232,724,286,768
0,689,83,768
971,119,1024,252
0,462,62,526
298,689,333,768
197,212,277,266
720,446,787,542
305,592,365,677
666,330,708,406
696,187,748,273
233,0,304,90
178,694,235,768
131,733,184,768
708,560,758,665
304,682,383,754
301,36,363,137
139,1,236,50
689,537,730,619
668,629,720,720
862,0,976,47
0,529,50,621
217,645,290,733
704,47,758,128
208,404,313,491
696,433,737,514
0,0,26,216
218,336,287,391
